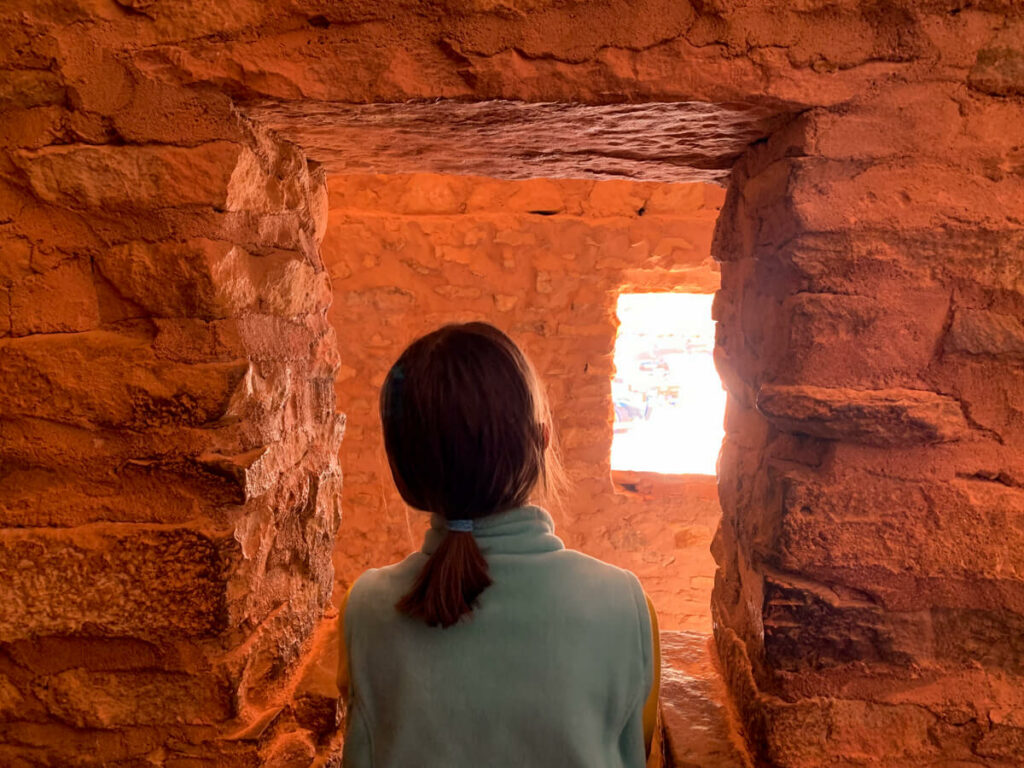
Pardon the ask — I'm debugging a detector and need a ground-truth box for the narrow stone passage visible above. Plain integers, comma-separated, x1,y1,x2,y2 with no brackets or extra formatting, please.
324,172,724,632
660,632,752,768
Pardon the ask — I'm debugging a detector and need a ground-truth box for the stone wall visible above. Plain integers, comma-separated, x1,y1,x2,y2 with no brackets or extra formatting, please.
0,42,342,767
323,172,724,631
711,82,1024,767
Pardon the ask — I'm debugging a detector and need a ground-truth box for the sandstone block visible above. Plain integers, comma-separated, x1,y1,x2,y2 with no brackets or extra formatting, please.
586,180,648,217
0,288,9,337
778,474,1024,602
151,318,246,363
232,315,329,363
976,722,1024,760
505,178,567,214
763,569,1024,676
0,415,260,515
0,724,155,766
3,635,174,676
932,607,1024,675
659,631,752,768
0,70,65,109
196,447,275,503
1,105,71,151
395,173,468,215
34,668,233,728
760,696,939,768
0,675,23,719
223,139,314,216
0,234,33,284
969,24,1024,97
493,293,519,311
789,159,1024,234
0,463,217,528
711,159,792,262
110,78,243,145
248,100,782,183
761,573,912,672
780,290,950,386
756,385,970,446
97,239,244,319
945,308,1024,361
803,85,964,163
9,259,100,336
643,183,711,216
0,331,250,429
261,732,317,768
96,239,325,320
0,526,230,640
13,142,244,210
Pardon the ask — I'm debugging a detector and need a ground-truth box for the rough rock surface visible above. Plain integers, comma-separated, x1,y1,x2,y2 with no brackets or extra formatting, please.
660,631,752,768
247,100,788,184
755,384,971,446
0,37,342,768
323,173,724,631
711,84,1024,767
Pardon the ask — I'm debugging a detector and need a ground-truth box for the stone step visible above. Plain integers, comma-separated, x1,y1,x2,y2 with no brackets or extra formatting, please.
659,631,752,768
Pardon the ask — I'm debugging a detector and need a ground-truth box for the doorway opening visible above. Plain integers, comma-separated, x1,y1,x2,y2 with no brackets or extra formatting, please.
611,293,725,476
322,173,725,633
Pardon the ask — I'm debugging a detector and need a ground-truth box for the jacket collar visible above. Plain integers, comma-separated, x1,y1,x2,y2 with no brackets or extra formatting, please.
421,505,565,556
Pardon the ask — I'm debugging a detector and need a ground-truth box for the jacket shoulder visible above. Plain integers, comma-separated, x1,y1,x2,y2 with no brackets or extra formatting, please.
556,549,648,599
346,555,425,618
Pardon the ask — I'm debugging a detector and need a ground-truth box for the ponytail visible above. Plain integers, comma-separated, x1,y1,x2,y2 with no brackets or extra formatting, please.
381,323,554,628
396,529,492,628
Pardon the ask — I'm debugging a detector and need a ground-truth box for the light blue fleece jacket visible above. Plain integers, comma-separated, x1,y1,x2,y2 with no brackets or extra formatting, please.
342,505,653,768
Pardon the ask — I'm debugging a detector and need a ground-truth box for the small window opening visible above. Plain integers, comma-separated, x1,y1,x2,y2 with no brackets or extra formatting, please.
611,293,725,475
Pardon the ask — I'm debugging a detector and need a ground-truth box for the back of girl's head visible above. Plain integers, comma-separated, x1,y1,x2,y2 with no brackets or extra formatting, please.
380,322,556,627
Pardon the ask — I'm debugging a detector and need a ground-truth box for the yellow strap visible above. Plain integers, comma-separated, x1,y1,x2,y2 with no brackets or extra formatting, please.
643,594,662,766
336,583,355,704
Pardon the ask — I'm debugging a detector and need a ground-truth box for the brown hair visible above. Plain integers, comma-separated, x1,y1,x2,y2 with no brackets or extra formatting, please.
380,322,558,628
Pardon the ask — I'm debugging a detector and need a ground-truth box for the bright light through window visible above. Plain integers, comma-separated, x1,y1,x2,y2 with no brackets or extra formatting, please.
610,293,726,475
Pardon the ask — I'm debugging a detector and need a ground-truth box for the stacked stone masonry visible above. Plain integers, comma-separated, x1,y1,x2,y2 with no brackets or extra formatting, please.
712,89,1024,767
323,172,723,631
2,1,1023,766
0,27,343,768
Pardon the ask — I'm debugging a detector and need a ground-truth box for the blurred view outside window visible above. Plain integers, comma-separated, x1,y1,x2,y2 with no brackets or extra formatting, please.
611,293,726,475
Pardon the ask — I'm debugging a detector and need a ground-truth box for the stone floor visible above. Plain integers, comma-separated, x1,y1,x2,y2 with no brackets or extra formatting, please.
659,631,753,768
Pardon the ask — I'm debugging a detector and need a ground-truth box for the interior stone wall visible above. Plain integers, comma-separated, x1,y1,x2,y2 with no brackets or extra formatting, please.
323,172,723,631
712,83,1024,767
0,53,342,768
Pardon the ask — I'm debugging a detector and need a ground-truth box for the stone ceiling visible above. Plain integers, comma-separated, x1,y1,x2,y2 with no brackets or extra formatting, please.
244,99,790,184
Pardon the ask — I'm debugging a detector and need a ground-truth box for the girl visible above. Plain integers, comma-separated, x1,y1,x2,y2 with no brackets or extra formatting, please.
337,322,661,768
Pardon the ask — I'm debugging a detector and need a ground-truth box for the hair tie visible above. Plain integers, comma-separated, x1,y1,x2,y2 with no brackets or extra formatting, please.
447,519,474,533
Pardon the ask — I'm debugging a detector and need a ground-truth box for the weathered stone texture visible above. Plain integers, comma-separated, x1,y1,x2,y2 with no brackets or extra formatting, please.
968,22,1024,97
756,385,971,446
12,142,245,210
323,172,724,631
711,82,1024,767
0,527,228,640
659,631,752,768
0,35,342,764
247,100,788,184
946,308,1024,360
